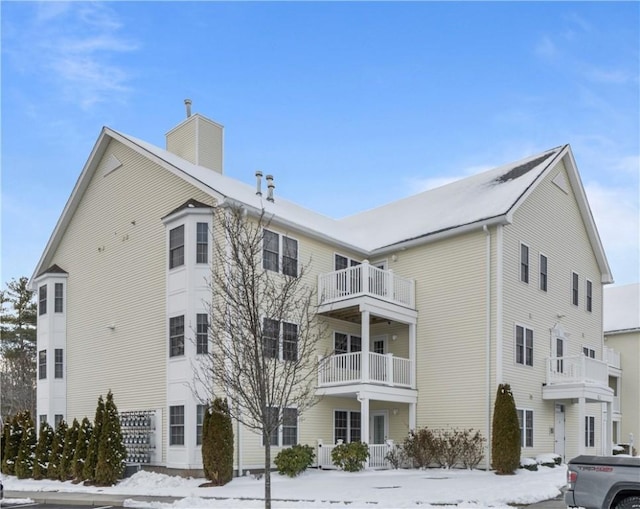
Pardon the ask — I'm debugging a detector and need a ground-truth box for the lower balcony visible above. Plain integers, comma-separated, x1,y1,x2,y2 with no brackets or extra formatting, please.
318,352,414,389
542,355,613,402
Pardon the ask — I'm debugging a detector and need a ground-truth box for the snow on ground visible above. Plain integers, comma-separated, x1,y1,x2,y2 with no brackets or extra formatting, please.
2,465,567,509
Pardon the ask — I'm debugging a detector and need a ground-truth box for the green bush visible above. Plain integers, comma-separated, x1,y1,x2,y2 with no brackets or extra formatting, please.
491,383,521,475
83,395,105,482
275,444,315,477
331,442,369,472
15,411,36,479
73,417,93,481
47,420,68,480
95,390,126,485
59,418,80,480
33,421,54,480
2,413,23,475
202,398,234,486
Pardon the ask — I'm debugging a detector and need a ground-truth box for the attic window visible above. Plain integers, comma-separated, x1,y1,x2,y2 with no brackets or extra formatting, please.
493,153,552,184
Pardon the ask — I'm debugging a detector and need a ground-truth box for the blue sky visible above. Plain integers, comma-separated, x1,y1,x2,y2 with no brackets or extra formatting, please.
1,1,639,286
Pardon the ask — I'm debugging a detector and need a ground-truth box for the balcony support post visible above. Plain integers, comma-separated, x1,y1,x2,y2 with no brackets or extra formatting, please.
358,393,370,467
578,397,586,455
409,402,416,431
605,401,613,455
361,310,370,383
409,323,416,389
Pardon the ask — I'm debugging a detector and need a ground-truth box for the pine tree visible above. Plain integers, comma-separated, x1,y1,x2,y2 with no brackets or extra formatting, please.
59,418,79,480
2,413,23,475
202,398,234,486
73,417,93,481
83,395,105,483
47,420,67,480
15,411,36,478
491,383,521,475
33,421,54,480
94,390,126,485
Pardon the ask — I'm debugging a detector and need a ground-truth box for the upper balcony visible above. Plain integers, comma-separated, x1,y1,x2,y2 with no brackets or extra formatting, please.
605,347,622,377
317,262,416,318
542,355,614,403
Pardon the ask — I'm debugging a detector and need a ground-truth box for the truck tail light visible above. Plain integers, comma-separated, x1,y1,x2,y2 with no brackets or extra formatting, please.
567,470,577,485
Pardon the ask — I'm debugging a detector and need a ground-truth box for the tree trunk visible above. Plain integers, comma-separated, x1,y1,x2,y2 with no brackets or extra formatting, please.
264,441,271,509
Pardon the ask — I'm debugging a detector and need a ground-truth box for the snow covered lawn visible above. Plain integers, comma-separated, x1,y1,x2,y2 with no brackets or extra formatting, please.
3,465,567,508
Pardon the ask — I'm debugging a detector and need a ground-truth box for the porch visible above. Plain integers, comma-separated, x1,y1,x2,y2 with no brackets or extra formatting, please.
545,355,609,387
318,351,414,388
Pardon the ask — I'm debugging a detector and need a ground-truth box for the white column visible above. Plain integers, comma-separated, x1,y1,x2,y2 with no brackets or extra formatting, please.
409,402,417,431
361,310,370,383
409,323,416,389
359,394,370,468
606,401,613,455
578,397,586,455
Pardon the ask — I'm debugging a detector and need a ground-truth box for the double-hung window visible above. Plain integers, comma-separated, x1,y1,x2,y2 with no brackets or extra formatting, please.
169,225,185,269
196,314,208,354
334,410,361,443
572,272,579,306
54,349,64,379
263,407,298,447
539,254,547,292
585,416,595,447
583,347,596,359
196,223,208,264
169,405,185,445
517,409,533,447
54,283,64,313
263,230,298,277
169,315,185,357
515,325,533,366
39,350,47,379
39,285,47,315
334,332,362,354
586,280,593,312
196,404,206,445
262,318,298,361
520,244,529,283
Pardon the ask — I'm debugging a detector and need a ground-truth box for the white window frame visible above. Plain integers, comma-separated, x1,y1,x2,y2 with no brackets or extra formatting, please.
333,331,362,354
582,346,596,359
262,318,298,361
169,315,185,358
39,349,47,380
334,253,361,270
196,313,208,355
196,404,206,446
517,408,534,448
539,253,548,292
196,222,209,264
586,279,593,312
262,406,298,447
515,324,533,367
263,229,299,277
520,243,530,284
169,405,185,446
39,285,47,316
585,415,595,447
572,272,579,306
54,348,64,379
333,409,362,444
169,225,185,269
54,282,64,313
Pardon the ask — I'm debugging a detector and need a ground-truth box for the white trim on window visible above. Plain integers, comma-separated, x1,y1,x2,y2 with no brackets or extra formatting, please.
520,242,530,284
515,324,533,367
585,415,595,447
333,409,362,444
263,229,299,277
517,408,534,448
334,253,361,270
539,252,548,292
586,279,593,312
571,271,579,306
582,346,596,359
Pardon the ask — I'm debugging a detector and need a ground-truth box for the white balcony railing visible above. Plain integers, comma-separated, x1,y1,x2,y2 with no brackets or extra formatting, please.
546,355,608,386
317,442,390,469
605,347,621,369
318,352,413,388
318,262,415,309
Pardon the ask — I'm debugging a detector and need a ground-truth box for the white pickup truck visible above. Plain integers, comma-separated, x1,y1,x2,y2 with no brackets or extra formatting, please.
565,455,640,509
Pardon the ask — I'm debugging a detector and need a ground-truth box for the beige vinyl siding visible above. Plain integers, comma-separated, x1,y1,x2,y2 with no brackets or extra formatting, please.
394,229,489,432
501,159,605,458
606,331,640,447
166,119,197,166
48,139,215,461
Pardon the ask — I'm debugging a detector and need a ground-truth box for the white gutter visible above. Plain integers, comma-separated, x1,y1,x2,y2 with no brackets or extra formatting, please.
483,225,492,470
496,224,504,385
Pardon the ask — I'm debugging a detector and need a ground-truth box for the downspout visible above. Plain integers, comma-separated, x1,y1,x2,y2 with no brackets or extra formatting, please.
237,408,243,476
483,225,492,470
496,224,504,385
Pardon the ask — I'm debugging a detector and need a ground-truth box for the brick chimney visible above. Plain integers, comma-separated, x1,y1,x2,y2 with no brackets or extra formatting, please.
165,99,224,174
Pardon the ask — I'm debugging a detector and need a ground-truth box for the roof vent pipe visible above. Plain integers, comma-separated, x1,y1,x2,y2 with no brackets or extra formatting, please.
255,171,263,196
266,174,275,202
184,98,192,118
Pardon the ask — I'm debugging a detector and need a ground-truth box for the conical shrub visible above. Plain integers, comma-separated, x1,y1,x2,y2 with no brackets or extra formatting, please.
33,421,54,480
202,398,234,486
94,390,126,485
2,413,24,475
47,420,67,480
73,417,93,481
491,383,521,475
59,418,80,480
15,411,36,479
83,394,105,483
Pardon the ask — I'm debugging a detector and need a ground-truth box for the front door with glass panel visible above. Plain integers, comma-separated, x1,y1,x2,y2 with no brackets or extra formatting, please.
370,412,387,444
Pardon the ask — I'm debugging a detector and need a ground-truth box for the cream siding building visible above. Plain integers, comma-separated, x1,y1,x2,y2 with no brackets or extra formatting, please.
32,107,620,475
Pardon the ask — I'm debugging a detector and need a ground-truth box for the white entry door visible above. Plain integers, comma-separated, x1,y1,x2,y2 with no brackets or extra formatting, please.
370,412,387,444
554,404,565,461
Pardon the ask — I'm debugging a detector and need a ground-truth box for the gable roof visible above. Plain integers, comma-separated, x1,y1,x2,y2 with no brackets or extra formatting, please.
31,125,613,284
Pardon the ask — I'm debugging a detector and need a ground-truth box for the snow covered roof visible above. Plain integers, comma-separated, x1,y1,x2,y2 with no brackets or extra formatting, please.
30,121,613,284
604,283,640,333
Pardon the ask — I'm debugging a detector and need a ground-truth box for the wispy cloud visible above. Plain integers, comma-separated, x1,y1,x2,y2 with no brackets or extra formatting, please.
5,2,138,110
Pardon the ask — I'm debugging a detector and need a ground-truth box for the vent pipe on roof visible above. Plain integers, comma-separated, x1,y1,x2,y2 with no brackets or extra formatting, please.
266,174,275,202
184,98,192,118
255,171,263,196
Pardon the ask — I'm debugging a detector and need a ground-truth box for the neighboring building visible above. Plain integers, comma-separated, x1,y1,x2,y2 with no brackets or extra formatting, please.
32,105,619,474
604,283,640,453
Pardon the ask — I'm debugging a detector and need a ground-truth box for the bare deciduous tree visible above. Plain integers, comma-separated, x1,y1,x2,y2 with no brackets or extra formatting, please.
193,204,324,509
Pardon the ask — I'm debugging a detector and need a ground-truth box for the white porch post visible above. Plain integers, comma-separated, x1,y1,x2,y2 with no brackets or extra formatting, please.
605,401,613,455
409,402,417,431
578,397,586,455
409,323,416,389
362,310,370,383
359,393,370,467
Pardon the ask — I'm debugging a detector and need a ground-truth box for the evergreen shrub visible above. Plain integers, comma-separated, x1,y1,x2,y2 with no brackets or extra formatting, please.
59,418,80,480
1,413,23,475
83,395,105,482
47,420,68,480
202,398,234,486
33,421,54,480
274,444,314,477
15,411,36,479
491,383,521,475
94,390,126,485
331,442,369,472
73,417,93,481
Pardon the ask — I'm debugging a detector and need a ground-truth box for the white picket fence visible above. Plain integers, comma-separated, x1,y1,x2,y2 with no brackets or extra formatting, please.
316,442,391,470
